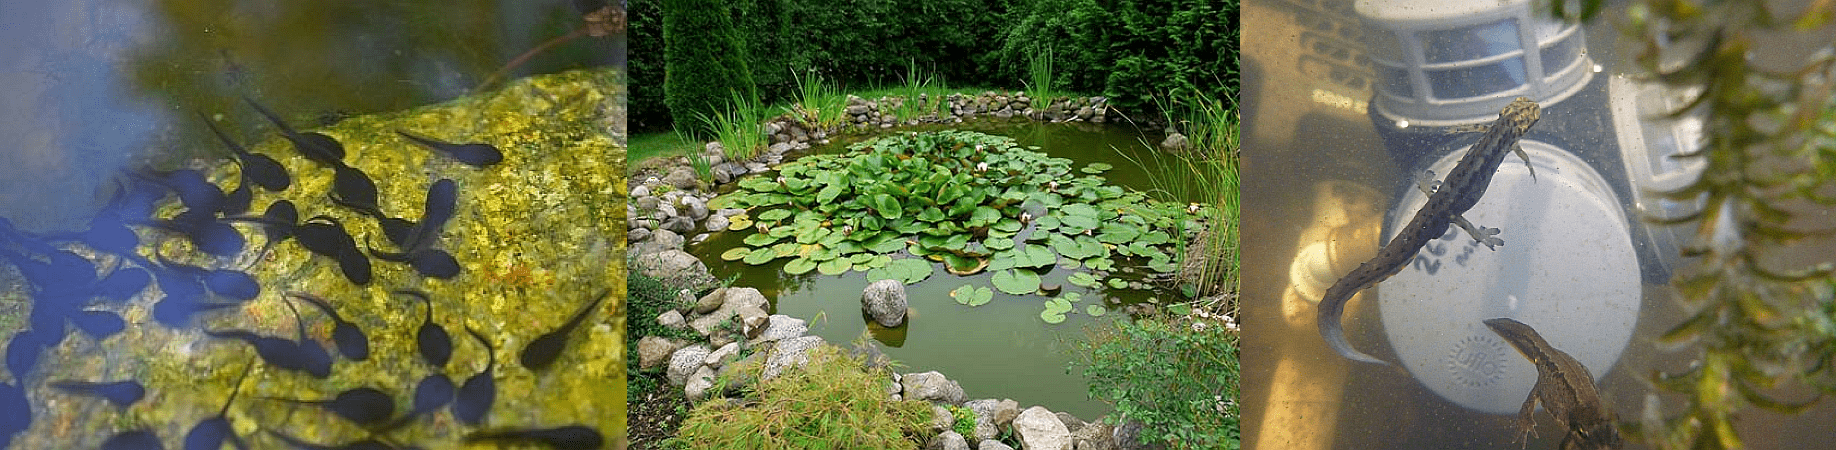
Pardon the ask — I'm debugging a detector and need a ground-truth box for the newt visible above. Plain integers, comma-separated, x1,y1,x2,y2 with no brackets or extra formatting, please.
1316,97,1541,365
1483,318,1622,450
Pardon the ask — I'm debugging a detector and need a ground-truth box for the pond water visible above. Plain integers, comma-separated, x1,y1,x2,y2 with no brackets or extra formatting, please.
1,1,624,448
689,118,1193,420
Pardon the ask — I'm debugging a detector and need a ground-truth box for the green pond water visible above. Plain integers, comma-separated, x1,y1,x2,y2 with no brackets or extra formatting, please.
689,118,1192,419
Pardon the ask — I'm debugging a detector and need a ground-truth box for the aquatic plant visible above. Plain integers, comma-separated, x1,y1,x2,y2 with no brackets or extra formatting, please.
1026,47,1058,107
1559,1,1836,448
784,68,848,130
710,130,1207,323
692,92,769,162
1122,89,1240,310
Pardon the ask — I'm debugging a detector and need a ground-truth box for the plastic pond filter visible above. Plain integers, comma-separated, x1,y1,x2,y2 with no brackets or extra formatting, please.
1377,139,1639,414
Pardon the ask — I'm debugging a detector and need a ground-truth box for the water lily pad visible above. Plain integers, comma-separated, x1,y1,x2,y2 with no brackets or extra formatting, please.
743,233,780,247
1106,278,1129,289
771,242,801,257
984,237,1015,251
1081,162,1113,174
943,254,988,275
869,193,902,219
1085,257,1115,271
757,209,793,222
784,257,818,275
867,258,933,284
951,285,993,307
1086,304,1107,317
727,215,753,231
1014,244,1057,268
1058,292,1084,303
742,249,778,265
1040,308,1068,324
992,269,1041,295
818,259,852,275
1068,272,1100,288
720,247,751,261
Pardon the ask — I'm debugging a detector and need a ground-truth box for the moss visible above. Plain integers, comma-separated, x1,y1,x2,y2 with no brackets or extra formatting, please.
9,68,625,448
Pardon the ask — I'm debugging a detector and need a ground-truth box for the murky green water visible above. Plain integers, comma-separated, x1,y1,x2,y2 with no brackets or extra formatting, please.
689,119,1189,420
1,1,624,448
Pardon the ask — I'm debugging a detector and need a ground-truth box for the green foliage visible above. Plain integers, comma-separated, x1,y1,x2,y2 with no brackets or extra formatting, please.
784,68,848,130
709,131,1202,324
1119,90,1239,301
662,0,757,138
678,129,713,181
1074,317,1240,450
946,404,978,439
670,346,932,449
691,92,769,161
629,0,670,132
632,0,1234,129
1026,48,1058,105
627,259,700,394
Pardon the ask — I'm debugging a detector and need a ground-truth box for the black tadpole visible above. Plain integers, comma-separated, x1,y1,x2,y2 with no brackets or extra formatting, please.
204,329,330,379
396,130,503,167
1,382,29,449
453,326,497,426
377,373,455,432
261,387,395,428
184,359,255,450
245,97,345,166
520,290,610,371
200,112,291,192
100,429,164,450
329,165,381,217
286,292,369,361
294,216,371,285
48,379,143,408
265,428,409,450
464,425,604,450
392,289,451,368
68,310,127,341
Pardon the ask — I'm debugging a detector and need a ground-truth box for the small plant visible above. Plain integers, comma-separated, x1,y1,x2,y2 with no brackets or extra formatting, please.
1118,89,1239,305
892,61,947,122
946,404,978,438
692,91,769,162
785,68,846,130
669,345,931,449
677,129,714,181
626,260,700,394
1073,316,1240,450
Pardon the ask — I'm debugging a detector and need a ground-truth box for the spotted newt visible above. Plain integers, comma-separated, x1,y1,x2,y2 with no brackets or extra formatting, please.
1484,318,1622,450
1316,97,1541,365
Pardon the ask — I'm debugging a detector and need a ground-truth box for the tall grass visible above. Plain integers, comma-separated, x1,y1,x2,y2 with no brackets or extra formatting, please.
1026,48,1058,107
677,129,714,181
692,91,769,162
785,68,847,130
892,61,949,122
1118,90,1239,308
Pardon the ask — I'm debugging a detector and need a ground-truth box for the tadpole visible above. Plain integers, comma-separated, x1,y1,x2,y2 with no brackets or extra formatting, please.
396,130,503,167
48,379,143,408
392,289,450,368
245,97,345,165
183,359,255,450
520,290,609,371
453,326,497,426
286,291,369,361
261,387,395,428
463,425,603,450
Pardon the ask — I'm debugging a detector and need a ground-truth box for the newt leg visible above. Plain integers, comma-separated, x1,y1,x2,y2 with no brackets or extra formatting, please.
1515,396,1540,449
1451,214,1504,249
1514,143,1536,182
1416,169,1441,195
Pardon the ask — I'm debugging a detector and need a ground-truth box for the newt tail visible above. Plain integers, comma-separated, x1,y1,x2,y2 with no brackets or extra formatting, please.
1317,97,1541,365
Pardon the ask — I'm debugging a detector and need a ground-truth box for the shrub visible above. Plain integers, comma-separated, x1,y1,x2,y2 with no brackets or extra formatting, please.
670,345,932,449
629,0,670,133
626,259,699,394
661,0,757,138
1073,316,1241,450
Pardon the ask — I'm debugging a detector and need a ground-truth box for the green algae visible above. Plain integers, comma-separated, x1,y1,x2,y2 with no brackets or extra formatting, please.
7,68,626,449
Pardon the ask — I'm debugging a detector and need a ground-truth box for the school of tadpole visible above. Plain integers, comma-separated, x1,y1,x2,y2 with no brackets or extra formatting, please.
0,68,625,449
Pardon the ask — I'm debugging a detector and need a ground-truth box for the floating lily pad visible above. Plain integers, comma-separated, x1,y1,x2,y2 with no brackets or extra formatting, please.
720,247,751,261
1106,278,1129,289
1086,304,1107,317
1081,162,1113,174
743,233,780,247
727,215,753,231
818,259,852,275
867,258,933,284
784,257,818,275
757,209,793,222
742,249,778,265
951,285,994,307
1039,297,1074,324
992,269,1042,295
1068,272,1100,288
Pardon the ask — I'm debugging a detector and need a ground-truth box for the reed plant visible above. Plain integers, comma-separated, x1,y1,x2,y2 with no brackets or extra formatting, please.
785,68,847,130
1026,48,1058,108
676,129,714,181
691,91,769,162
892,62,949,122
1119,90,1239,309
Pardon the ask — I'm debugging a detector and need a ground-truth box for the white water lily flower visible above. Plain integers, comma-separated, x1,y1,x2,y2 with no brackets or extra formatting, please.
975,161,989,172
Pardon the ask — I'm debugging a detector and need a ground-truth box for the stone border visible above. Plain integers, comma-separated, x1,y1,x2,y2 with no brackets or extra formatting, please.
629,91,1171,449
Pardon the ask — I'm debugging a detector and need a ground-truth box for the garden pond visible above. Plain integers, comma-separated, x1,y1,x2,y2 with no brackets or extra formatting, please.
687,119,1216,418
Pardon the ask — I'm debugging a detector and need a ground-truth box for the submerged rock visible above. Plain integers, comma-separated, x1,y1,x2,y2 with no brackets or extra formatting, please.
861,279,908,327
